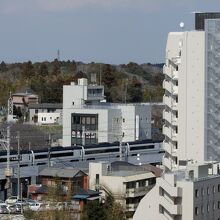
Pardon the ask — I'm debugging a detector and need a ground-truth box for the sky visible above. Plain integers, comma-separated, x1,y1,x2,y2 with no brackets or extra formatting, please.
0,0,220,64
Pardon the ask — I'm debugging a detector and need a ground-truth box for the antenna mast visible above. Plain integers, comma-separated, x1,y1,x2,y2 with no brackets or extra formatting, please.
57,49,60,61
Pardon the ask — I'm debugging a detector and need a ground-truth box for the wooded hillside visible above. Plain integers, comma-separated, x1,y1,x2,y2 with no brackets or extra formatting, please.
0,60,164,106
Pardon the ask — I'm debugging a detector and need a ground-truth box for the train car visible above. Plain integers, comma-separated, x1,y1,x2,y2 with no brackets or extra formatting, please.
0,140,164,167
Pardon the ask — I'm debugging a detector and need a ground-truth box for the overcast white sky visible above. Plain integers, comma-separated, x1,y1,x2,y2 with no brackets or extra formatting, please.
0,0,219,64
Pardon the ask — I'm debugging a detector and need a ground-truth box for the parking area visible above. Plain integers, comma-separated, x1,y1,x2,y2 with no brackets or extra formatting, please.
0,214,24,220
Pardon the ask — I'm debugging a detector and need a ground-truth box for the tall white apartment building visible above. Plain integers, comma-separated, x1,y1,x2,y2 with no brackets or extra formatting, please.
163,31,206,170
134,18,220,220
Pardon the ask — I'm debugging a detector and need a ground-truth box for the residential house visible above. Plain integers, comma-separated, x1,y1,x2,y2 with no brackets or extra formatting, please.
28,103,62,125
39,167,89,194
12,92,39,109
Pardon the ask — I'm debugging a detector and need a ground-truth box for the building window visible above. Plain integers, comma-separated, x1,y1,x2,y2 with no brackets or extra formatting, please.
123,118,125,123
201,205,204,214
71,113,98,146
213,185,216,194
213,202,216,210
35,109,38,114
176,96,178,103
202,188,205,196
218,184,220,192
195,189,199,198
207,204,210,213
95,174,99,185
174,157,178,165
195,207,199,215
207,187,210,195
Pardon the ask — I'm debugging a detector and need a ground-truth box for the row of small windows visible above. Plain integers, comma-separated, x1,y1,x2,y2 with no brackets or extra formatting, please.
195,185,220,198
41,117,55,121
195,201,220,215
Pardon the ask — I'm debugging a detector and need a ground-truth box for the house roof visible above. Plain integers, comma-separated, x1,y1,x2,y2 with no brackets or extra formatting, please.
29,185,48,194
73,188,101,200
39,167,87,178
75,188,101,196
12,92,38,97
28,103,62,109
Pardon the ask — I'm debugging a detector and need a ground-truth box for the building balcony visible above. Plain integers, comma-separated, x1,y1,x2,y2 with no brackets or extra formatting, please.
172,116,178,126
163,95,171,109
163,125,171,139
171,131,177,141
163,141,172,155
163,66,172,79
125,185,153,198
163,110,171,124
163,95,178,110
163,141,177,156
163,125,177,141
163,111,178,126
126,203,139,212
157,178,182,197
163,81,178,96
172,86,178,95
163,157,172,170
172,57,181,65
159,196,182,215
163,80,172,94
172,71,178,80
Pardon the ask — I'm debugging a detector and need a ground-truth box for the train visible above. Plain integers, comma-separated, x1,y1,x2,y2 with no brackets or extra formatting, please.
0,140,164,167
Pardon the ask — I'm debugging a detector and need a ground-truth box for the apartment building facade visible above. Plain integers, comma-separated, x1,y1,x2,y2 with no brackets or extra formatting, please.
89,161,157,218
134,17,220,220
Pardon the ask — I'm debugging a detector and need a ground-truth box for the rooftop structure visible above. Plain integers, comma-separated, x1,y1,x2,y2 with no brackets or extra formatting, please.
195,12,220,30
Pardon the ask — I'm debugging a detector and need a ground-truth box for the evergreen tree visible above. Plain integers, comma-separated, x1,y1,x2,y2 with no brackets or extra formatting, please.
22,61,35,79
39,63,49,76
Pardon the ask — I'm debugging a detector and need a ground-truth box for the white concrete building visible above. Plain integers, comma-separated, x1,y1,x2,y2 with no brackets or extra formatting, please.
29,103,62,125
134,18,220,220
134,163,220,220
62,78,151,146
38,112,61,125
89,161,157,217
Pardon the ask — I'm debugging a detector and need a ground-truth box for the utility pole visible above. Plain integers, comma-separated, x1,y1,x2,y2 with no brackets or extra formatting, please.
48,133,51,167
99,64,102,85
125,79,128,103
82,126,85,146
17,132,20,200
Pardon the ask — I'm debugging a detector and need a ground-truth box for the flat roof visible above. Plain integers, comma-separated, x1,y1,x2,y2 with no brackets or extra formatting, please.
28,103,62,109
107,170,149,177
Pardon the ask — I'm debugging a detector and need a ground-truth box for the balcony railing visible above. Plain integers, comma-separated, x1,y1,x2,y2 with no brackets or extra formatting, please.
126,203,139,211
125,185,154,198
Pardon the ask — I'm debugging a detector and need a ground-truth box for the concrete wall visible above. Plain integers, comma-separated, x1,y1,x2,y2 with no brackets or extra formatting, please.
63,83,87,109
62,108,121,146
29,108,62,124
178,31,205,163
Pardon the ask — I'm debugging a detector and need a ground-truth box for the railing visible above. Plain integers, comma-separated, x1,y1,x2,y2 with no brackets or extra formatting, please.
126,203,139,211
126,185,153,194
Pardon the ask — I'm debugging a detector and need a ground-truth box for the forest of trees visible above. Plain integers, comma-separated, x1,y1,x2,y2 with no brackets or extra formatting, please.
0,60,164,107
